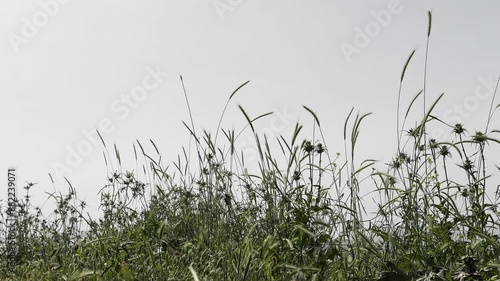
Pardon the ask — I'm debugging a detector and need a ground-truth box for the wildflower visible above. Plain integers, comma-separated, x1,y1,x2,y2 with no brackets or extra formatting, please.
315,143,325,154
429,138,438,149
302,140,314,153
439,145,450,157
453,123,466,135
472,131,487,143
460,159,474,172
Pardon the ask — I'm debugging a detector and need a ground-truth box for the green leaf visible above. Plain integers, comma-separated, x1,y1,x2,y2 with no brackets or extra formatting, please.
68,270,99,281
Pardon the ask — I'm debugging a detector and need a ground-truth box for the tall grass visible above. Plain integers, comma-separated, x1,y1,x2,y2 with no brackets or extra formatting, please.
1,12,499,280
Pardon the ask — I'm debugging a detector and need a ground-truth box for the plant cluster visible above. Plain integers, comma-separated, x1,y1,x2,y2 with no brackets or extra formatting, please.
1,11,499,281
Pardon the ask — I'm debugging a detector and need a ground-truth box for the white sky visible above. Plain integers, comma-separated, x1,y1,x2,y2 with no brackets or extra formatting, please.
1,0,499,218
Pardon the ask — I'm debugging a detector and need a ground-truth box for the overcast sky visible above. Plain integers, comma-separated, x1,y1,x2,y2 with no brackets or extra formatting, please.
1,0,499,217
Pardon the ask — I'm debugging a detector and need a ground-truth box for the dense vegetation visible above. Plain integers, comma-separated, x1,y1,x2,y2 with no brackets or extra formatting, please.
1,12,500,280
